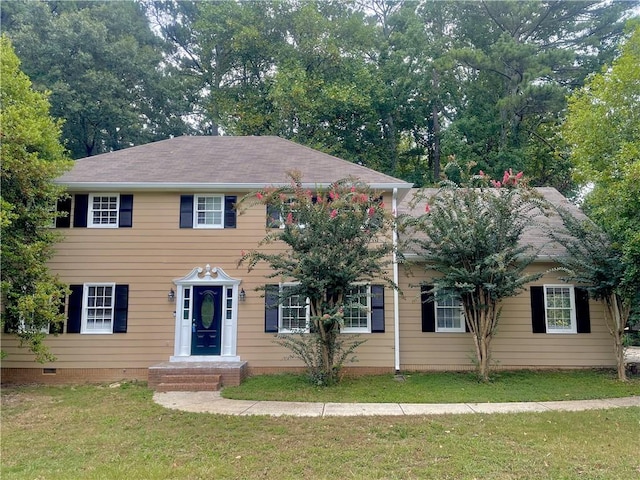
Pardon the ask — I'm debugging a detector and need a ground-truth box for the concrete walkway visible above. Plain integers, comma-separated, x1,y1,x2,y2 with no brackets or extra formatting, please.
153,391,640,417
154,348,640,417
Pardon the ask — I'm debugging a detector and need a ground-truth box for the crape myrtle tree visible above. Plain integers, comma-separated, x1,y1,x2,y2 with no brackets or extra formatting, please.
0,35,71,362
548,208,634,381
238,172,397,385
403,164,547,381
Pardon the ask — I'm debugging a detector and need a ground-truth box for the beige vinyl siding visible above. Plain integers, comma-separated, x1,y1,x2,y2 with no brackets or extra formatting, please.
398,263,615,371
1,191,396,371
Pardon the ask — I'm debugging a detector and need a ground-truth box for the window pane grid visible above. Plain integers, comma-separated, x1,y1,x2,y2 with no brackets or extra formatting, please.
344,285,369,330
545,287,573,330
85,285,114,332
436,296,464,331
196,195,223,227
281,291,307,331
183,288,191,321
91,195,118,225
225,288,233,321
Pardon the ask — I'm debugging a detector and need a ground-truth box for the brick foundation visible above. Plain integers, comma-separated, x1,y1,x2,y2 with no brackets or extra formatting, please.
1,367,148,385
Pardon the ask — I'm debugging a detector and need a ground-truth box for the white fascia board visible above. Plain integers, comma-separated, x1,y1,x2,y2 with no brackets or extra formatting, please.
55,181,414,193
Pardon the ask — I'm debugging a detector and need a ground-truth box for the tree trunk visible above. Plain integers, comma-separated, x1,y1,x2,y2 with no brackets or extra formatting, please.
604,293,629,381
465,298,496,382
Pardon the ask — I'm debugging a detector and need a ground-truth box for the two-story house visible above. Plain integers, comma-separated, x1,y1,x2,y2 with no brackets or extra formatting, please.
1,136,614,388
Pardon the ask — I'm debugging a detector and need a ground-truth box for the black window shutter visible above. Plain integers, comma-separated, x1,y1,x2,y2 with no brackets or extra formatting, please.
55,197,72,228
266,205,280,228
575,287,591,333
421,285,436,332
113,285,129,333
118,194,134,228
224,196,237,228
265,284,279,333
371,285,385,333
67,285,84,333
179,195,194,228
530,286,546,333
73,194,89,228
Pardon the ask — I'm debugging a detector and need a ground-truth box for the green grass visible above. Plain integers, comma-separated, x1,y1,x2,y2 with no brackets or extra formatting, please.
1,382,639,479
222,369,640,403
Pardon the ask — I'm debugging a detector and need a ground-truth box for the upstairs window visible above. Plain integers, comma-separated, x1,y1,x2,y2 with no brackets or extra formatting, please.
72,194,133,228
89,194,119,227
180,195,236,229
195,195,224,228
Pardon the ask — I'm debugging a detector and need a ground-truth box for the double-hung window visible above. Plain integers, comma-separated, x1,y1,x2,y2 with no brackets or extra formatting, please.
82,283,116,334
421,285,467,333
180,195,237,229
264,283,385,334
63,283,129,334
279,285,309,333
195,195,224,228
530,284,590,334
543,285,577,334
68,193,133,228
342,285,371,333
435,296,465,333
89,194,119,228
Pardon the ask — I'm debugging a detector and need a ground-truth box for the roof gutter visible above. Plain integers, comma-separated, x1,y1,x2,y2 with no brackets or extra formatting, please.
54,181,414,194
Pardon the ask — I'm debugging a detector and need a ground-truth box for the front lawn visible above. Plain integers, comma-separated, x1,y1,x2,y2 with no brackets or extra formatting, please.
1,382,639,479
222,369,640,403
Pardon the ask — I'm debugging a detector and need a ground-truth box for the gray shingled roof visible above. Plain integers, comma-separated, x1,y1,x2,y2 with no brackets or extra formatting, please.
57,136,412,191
398,187,586,259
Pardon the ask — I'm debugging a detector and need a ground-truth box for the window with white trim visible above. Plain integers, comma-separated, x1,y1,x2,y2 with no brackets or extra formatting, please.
435,295,465,333
279,285,309,332
342,284,371,333
88,194,119,228
544,285,576,333
194,195,224,228
81,283,115,334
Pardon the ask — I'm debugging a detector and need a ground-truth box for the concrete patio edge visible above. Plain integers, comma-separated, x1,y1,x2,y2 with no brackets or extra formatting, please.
153,391,640,417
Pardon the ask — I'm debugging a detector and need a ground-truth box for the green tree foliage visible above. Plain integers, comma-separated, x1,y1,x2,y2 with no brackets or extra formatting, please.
148,0,284,136
4,0,191,158
6,0,635,185
403,165,547,381
548,208,633,380
444,0,631,193
147,0,635,187
238,173,397,385
0,35,72,362
562,22,640,348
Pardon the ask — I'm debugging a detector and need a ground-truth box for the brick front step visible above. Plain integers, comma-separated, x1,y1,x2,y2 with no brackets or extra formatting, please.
148,361,248,391
155,381,220,392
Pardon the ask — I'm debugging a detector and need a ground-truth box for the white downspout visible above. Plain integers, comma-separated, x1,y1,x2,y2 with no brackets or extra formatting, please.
392,188,401,374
